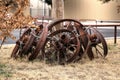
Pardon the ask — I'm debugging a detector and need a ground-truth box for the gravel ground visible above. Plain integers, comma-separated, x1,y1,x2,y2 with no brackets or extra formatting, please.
0,39,120,80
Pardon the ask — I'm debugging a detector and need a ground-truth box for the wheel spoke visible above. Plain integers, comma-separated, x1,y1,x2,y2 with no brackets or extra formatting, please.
97,44,103,50
95,45,104,57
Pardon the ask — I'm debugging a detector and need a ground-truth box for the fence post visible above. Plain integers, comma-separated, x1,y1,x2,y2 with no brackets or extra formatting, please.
114,26,117,44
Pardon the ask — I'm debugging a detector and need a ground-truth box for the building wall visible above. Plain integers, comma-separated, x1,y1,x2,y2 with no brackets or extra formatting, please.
30,0,51,18
64,0,120,20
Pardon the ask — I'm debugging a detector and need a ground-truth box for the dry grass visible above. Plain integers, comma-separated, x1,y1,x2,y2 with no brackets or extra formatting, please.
0,39,120,80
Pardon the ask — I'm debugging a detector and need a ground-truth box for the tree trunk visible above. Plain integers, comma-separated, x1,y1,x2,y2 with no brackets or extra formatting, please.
52,0,64,19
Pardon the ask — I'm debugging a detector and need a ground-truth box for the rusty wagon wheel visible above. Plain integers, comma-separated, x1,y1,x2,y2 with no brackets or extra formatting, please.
18,31,36,57
47,19,84,34
47,19,88,48
42,29,80,64
11,28,32,58
19,24,46,58
28,26,48,61
47,19,89,61
85,27,108,58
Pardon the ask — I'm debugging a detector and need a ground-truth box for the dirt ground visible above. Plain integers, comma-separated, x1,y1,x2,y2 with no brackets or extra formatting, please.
0,39,120,80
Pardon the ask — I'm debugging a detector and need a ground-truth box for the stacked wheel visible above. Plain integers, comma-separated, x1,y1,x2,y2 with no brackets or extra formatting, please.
11,28,32,58
85,27,108,59
11,19,108,64
42,29,80,64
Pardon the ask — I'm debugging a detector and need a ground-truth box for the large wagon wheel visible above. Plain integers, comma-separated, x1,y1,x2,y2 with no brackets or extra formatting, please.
47,19,88,47
11,28,32,58
85,27,108,58
47,19,84,33
42,29,80,64
28,26,48,61
47,19,95,61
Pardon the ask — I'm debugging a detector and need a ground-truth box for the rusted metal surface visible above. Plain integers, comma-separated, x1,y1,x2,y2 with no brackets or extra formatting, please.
28,25,48,61
114,26,117,44
85,27,108,58
11,28,32,58
47,19,88,63
82,22,120,44
47,19,84,33
42,29,80,64
19,31,36,57
11,19,108,64
11,24,47,59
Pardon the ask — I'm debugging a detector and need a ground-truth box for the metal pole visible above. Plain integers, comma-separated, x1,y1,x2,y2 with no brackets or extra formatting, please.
43,0,45,16
36,0,39,18
42,0,45,22
114,26,117,44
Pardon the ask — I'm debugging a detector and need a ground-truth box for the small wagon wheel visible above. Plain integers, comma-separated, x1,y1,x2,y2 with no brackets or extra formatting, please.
85,27,108,58
18,31,36,57
42,29,80,64
28,26,48,61
19,24,47,58
11,28,31,58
